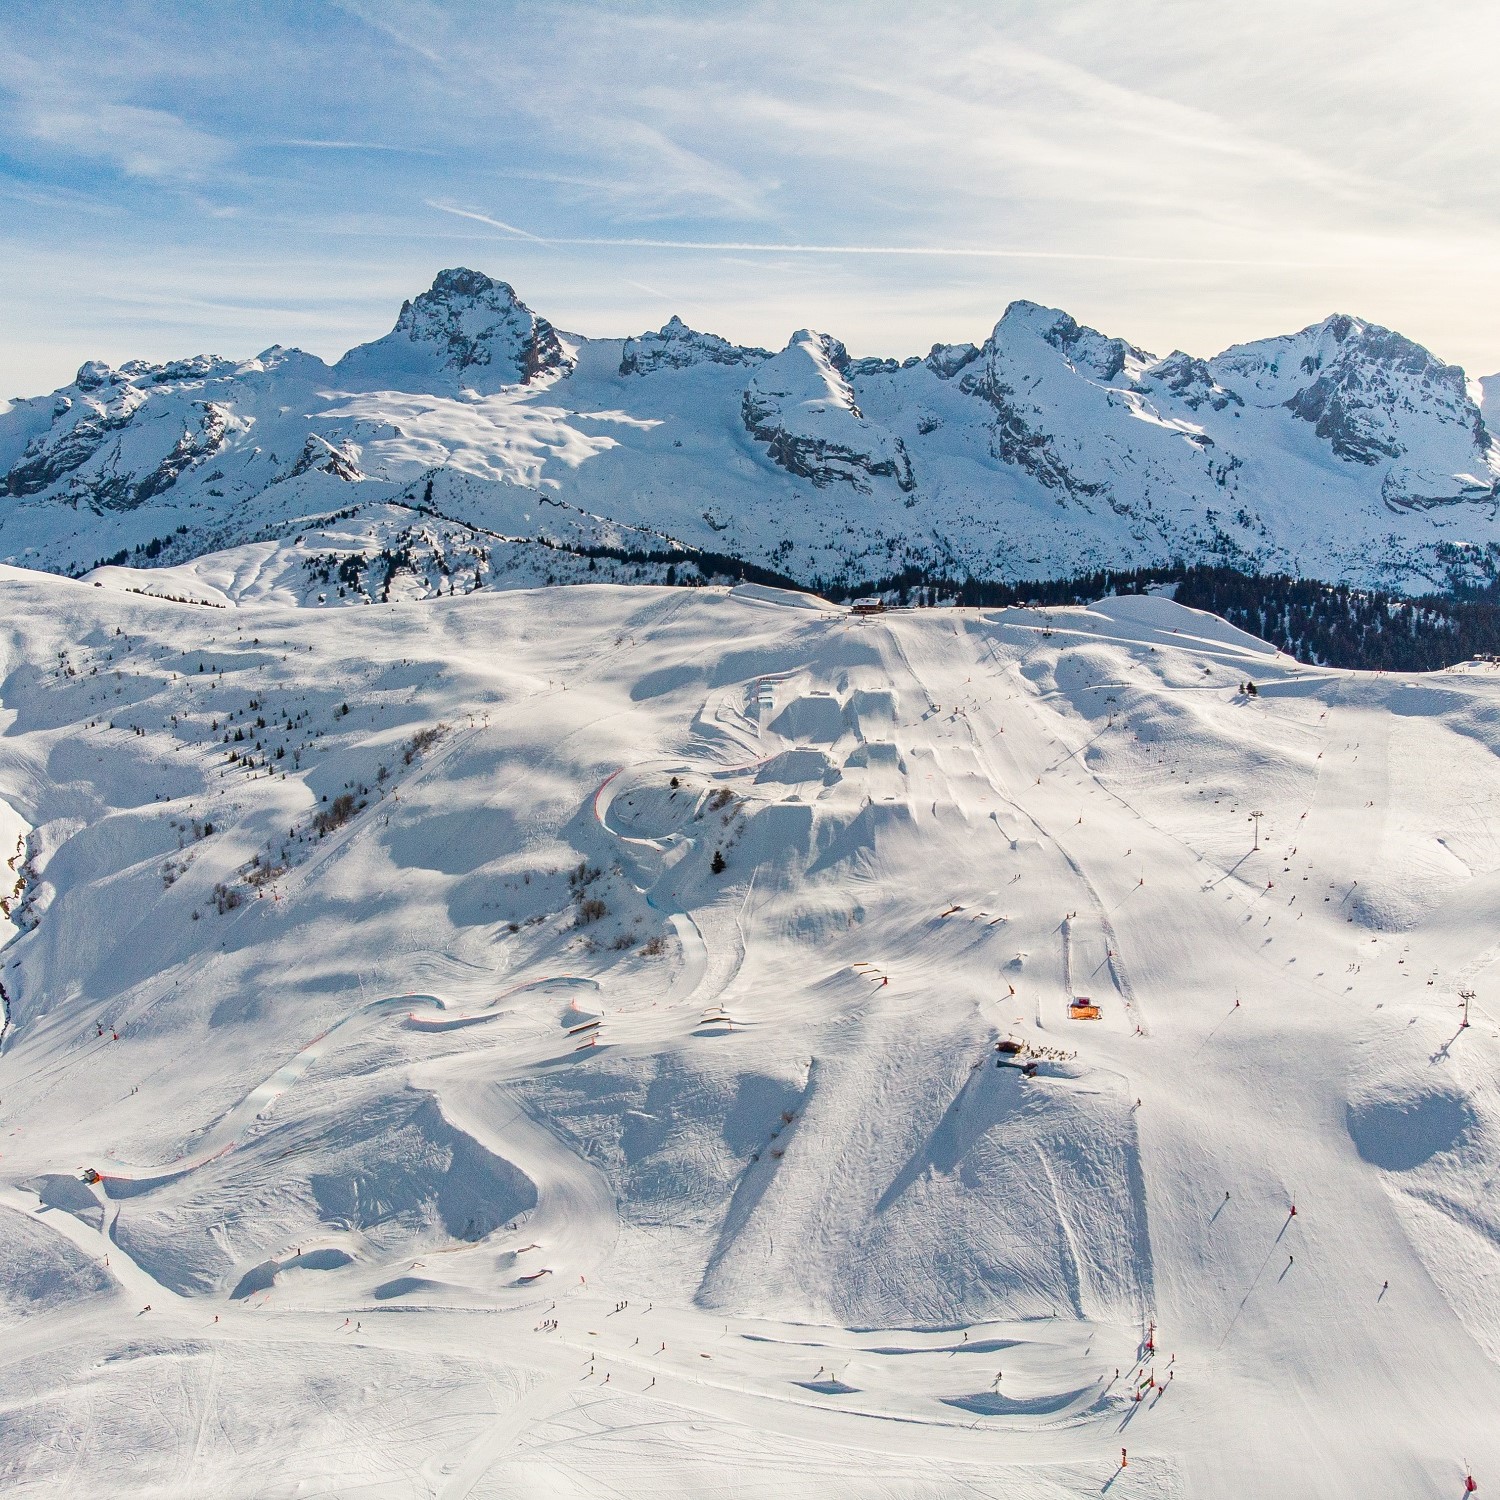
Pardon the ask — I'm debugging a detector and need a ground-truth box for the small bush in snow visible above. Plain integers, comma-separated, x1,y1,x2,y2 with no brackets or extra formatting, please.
403,724,447,764
312,792,362,836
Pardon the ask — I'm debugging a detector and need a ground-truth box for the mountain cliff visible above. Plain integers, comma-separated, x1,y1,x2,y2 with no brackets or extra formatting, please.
333,268,573,393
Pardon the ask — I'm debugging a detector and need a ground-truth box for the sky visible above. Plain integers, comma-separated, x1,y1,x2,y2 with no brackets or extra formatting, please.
3,0,1500,396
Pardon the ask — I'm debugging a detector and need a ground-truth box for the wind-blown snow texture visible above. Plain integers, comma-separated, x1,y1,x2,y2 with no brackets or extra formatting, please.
3,269,1500,598
4,569,1500,1495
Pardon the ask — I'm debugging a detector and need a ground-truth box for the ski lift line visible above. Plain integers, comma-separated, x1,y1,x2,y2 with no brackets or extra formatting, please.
955,634,1203,898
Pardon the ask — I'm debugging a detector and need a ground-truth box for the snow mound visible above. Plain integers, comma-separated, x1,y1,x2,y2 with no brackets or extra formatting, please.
700,1055,1151,1326
771,691,848,743
1348,1087,1478,1171
0,1206,115,1322
755,748,839,785
112,1092,535,1295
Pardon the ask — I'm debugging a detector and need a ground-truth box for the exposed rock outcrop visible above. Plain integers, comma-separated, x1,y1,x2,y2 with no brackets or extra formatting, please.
742,331,915,493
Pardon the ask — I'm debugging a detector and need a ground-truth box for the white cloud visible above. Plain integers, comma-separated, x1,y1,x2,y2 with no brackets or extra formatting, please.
426,199,1350,269
427,202,548,241
4,71,233,185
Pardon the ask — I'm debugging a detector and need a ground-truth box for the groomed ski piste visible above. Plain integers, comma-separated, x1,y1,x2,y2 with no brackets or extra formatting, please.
3,565,1500,1497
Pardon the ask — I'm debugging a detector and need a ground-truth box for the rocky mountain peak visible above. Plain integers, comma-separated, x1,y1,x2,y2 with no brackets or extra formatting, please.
1211,315,1487,493
426,267,516,302
1210,314,1457,407
334,267,571,393
741,330,914,493
74,360,117,393
993,301,1148,383
923,342,981,380
244,346,329,378
619,315,770,375
788,329,852,377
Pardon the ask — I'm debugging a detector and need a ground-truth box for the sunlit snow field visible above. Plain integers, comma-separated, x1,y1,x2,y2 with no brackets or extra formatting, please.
3,571,1500,1496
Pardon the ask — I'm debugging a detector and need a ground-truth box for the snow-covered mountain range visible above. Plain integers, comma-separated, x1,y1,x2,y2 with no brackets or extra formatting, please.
4,267,1499,598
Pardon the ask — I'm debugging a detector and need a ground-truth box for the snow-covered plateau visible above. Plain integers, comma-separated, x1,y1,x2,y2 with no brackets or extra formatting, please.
4,568,1500,1496
5,268,1500,599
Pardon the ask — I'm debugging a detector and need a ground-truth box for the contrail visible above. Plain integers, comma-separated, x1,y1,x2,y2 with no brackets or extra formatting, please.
426,202,1315,269
282,139,443,155
428,203,550,242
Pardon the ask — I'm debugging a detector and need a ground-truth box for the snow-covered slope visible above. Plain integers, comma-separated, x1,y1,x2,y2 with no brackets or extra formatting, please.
3,270,1499,593
5,570,1500,1495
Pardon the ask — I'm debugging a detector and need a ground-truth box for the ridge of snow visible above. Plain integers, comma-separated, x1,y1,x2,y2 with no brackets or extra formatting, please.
619,315,771,375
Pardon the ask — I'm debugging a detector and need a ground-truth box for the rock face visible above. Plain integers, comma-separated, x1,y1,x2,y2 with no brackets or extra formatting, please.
4,375,235,510
289,434,364,483
5,378,145,499
923,342,982,380
958,301,1146,504
334,268,572,393
1208,315,1494,509
2,268,1499,592
950,299,1497,542
1141,351,1242,413
741,331,915,493
1,348,332,519
619,316,769,375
